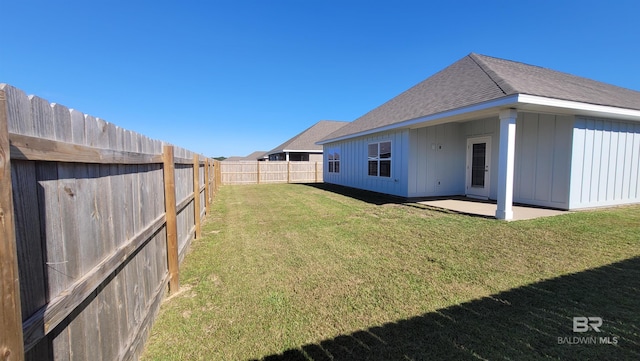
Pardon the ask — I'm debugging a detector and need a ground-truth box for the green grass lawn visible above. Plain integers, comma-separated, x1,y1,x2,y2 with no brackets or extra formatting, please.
142,183,640,360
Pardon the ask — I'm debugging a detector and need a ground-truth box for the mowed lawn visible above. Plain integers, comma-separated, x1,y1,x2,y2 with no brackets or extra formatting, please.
142,183,640,360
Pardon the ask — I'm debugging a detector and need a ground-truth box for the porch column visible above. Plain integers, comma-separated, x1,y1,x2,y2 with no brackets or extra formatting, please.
285,152,289,162
496,109,517,220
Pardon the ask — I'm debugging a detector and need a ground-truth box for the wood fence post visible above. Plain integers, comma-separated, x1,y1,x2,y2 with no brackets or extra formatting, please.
315,161,318,183
193,155,201,239
256,161,260,184
162,145,179,293
287,161,291,183
0,89,25,361
204,159,209,212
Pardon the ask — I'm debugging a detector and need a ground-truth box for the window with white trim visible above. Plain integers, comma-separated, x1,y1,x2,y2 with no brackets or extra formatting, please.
328,147,340,173
367,141,391,177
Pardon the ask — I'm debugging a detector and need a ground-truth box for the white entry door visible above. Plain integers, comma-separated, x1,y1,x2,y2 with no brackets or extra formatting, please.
466,137,491,199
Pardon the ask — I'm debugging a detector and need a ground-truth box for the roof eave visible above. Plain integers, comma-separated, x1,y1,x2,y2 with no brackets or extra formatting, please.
516,94,640,121
266,149,323,155
318,94,640,145
317,95,520,144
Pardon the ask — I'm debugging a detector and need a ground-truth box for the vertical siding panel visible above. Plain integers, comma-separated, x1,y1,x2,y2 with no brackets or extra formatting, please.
611,122,623,200
418,127,428,195
408,129,417,195
620,123,632,200
569,121,584,207
519,113,538,200
535,114,554,202
570,117,640,208
598,121,611,202
582,119,595,203
551,116,572,205
632,126,640,198
514,114,525,202
589,119,602,202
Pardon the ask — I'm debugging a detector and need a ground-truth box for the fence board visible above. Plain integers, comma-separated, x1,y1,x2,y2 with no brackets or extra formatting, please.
1,87,25,361
2,84,215,360
220,161,323,185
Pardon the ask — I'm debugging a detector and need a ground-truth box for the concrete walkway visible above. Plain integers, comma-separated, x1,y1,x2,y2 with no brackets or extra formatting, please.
418,198,568,221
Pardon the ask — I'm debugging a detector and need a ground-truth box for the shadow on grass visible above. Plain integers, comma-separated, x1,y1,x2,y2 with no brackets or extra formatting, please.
253,256,640,360
302,183,412,206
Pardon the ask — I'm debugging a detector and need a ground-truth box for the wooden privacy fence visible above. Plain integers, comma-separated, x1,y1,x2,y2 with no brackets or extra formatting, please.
0,84,219,361
220,160,323,185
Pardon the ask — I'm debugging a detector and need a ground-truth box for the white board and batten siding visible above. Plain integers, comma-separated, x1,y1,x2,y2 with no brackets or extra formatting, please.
323,111,640,211
462,117,500,199
407,117,498,198
323,130,409,197
513,113,573,210
569,117,640,209
407,122,466,197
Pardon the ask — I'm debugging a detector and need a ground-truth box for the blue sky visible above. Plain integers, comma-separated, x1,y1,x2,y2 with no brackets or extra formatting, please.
2,1,639,157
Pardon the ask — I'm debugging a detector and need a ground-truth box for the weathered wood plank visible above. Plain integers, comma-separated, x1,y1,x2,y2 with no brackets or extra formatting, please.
4,84,204,360
109,125,130,355
118,272,168,361
9,133,163,164
1,84,31,135
93,117,119,361
21,213,166,350
163,146,179,293
0,87,25,360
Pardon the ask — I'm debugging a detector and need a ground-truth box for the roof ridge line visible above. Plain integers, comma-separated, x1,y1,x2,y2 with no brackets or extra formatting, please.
468,53,508,96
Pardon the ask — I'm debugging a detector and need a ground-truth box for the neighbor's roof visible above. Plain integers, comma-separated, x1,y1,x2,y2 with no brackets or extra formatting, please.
267,120,348,154
243,150,268,160
320,53,640,143
223,151,267,161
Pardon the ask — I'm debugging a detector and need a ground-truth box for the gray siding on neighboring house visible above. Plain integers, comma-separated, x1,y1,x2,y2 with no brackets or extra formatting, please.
569,117,640,209
323,130,409,197
309,153,323,162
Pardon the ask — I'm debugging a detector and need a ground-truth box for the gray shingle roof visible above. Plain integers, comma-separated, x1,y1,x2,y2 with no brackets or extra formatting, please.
243,151,268,160
321,53,640,142
268,120,348,154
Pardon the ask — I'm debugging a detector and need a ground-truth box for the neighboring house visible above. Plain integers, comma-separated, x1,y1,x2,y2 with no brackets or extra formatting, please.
267,120,348,161
223,151,268,161
243,151,268,161
318,53,640,220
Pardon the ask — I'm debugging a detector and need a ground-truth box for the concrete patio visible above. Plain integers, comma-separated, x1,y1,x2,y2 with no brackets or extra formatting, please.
417,197,568,221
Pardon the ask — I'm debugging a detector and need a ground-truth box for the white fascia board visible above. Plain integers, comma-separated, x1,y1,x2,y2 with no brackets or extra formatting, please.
317,95,520,144
516,94,640,120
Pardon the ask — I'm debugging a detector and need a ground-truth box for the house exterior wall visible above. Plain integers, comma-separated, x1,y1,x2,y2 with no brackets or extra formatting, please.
323,129,409,197
324,112,640,210
309,153,323,162
569,117,640,209
462,117,500,199
513,113,573,209
407,122,466,197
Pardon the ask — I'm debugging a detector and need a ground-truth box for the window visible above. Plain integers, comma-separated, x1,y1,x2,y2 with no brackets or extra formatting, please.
328,147,340,173
368,141,391,177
